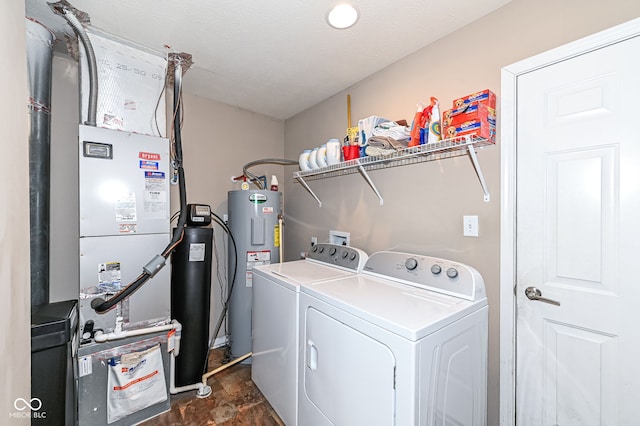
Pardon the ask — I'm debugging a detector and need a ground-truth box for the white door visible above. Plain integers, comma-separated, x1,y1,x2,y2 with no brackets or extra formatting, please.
515,34,640,425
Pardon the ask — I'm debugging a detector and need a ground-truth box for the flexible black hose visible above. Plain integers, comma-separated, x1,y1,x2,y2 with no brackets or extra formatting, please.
201,212,238,371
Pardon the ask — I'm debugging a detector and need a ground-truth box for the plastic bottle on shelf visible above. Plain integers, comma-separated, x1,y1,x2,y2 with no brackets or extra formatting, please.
270,175,279,191
299,150,311,171
409,103,425,147
426,97,442,144
309,147,319,169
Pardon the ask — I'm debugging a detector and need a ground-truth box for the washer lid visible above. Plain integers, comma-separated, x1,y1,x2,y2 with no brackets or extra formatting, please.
253,260,357,291
301,274,487,340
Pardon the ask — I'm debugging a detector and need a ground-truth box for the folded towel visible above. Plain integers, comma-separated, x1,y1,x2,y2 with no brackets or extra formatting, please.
365,136,409,157
372,121,411,141
365,145,396,157
367,136,409,150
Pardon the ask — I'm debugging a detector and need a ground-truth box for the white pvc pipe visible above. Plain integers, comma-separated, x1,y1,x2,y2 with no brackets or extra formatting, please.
92,319,251,397
279,216,284,264
93,321,177,343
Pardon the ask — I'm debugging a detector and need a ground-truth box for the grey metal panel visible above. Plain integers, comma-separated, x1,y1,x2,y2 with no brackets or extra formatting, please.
79,233,171,334
78,332,171,426
78,125,170,237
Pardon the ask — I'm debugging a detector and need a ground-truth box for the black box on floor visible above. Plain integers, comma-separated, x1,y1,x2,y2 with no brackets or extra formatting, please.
31,300,78,425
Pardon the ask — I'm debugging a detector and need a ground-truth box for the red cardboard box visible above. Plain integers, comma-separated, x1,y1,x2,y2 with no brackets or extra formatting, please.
443,103,496,128
444,119,496,144
452,89,496,109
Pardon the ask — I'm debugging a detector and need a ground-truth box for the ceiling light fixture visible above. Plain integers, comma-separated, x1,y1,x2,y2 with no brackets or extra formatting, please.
326,4,359,30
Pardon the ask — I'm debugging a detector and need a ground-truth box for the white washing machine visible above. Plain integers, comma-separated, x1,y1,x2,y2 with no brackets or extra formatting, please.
251,243,368,426
298,251,488,426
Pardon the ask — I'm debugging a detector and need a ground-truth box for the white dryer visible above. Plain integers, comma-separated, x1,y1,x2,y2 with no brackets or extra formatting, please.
251,243,368,426
298,251,488,426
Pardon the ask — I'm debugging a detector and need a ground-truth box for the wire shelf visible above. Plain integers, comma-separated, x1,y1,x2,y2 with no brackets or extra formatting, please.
293,135,493,206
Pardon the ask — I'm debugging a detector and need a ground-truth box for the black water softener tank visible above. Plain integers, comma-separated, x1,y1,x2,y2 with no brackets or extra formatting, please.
171,206,213,387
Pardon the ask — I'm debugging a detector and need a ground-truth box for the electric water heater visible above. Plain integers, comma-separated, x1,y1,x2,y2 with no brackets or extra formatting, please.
227,190,281,361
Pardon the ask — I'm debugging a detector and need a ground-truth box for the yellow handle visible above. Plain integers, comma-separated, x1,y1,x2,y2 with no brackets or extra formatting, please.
347,94,352,128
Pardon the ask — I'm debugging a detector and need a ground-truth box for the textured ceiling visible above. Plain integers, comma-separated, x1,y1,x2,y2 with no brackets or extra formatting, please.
27,0,511,119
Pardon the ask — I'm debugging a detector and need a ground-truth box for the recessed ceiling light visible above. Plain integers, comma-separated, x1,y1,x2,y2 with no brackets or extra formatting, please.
326,4,359,30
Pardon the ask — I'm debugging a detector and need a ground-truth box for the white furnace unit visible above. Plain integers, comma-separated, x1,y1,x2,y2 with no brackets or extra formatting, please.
78,124,171,336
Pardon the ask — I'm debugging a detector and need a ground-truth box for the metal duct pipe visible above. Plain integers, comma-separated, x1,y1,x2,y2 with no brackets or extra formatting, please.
55,5,98,126
26,19,54,307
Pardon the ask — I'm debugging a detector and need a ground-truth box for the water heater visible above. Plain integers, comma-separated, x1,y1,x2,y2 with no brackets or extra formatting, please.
227,190,281,360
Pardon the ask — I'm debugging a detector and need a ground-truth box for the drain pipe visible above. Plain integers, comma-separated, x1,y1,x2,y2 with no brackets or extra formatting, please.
169,322,207,395
93,318,178,343
26,18,54,307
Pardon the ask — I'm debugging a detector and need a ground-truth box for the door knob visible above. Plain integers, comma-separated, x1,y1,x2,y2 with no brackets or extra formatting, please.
525,286,560,306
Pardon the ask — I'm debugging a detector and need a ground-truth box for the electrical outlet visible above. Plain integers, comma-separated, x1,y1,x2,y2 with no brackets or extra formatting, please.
463,215,479,237
329,230,350,246
311,237,317,246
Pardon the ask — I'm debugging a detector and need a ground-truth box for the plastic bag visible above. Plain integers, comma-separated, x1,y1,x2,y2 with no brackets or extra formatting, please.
107,344,167,424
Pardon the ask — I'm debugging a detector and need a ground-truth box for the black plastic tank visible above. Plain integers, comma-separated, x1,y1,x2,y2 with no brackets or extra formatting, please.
170,226,213,387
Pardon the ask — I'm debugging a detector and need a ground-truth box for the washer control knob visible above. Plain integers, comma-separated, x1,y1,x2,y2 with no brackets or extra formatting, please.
318,246,324,253
312,245,318,253
350,253,357,261
329,247,337,256
342,251,349,259
446,268,459,279
405,258,418,271
430,264,442,275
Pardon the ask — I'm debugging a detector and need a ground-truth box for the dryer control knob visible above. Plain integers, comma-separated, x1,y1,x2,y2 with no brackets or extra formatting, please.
405,258,418,271
430,264,442,275
446,267,459,279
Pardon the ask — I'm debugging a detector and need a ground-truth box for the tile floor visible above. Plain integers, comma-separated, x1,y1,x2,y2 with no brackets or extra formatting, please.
142,346,284,425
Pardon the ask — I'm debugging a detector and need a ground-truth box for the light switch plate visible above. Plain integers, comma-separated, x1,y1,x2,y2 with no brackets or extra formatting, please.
463,215,479,237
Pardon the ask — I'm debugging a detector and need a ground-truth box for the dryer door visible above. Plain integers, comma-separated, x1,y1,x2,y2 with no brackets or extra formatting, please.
301,306,396,426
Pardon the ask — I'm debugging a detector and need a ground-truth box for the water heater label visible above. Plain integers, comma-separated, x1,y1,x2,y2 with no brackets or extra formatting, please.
262,207,274,214
246,250,271,262
245,250,271,287
249,193,268,204
274,224,280,247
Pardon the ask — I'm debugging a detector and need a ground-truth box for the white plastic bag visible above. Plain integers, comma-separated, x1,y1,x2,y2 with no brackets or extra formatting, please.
107,344,167,424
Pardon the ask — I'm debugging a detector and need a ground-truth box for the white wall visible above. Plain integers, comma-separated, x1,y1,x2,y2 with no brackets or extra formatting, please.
1,4,30,422
283,1,640,424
